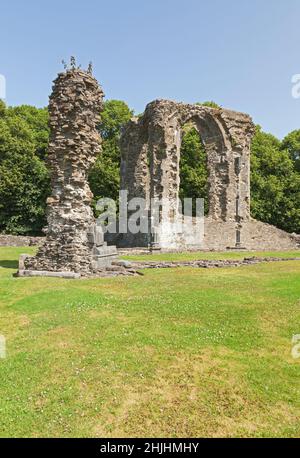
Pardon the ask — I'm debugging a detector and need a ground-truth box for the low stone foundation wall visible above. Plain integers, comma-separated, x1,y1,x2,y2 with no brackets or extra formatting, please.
133,256,300,270
0,235,44,247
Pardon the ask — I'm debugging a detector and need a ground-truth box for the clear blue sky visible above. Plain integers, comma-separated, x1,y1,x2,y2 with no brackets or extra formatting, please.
0,0,299,138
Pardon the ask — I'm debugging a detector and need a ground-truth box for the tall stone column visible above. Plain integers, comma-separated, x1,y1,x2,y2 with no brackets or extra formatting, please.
22,67,117,275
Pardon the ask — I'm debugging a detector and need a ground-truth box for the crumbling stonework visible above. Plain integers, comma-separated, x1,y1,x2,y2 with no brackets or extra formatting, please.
117,99,299,251
0,235,43,247
23,68,117,275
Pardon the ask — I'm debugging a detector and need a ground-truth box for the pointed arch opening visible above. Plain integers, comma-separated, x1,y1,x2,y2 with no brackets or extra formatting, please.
179,122,209,216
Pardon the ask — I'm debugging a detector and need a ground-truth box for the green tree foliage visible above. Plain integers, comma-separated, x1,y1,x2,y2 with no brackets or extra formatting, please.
89,100,133,207
250,126,300,233
179,125,209,216
178,102,220,216
100,99,133,140
0,100,6,116
0,103,50,234
281,129,300,172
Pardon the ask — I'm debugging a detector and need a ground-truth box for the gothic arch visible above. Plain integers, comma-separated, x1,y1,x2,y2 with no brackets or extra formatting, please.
119,99,257,249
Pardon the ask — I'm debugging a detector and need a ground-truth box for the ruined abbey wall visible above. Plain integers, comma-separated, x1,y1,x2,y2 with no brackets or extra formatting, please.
23,69,117,275
117,100,299,251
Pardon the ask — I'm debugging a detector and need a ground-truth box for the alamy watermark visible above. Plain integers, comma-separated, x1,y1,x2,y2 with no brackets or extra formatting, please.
291,335,300,359
291,74,300,99
95,191,204,238
0,335,6,359
0,74,6,100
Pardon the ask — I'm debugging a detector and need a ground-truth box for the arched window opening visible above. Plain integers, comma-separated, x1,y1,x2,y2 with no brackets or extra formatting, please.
179,124,209,217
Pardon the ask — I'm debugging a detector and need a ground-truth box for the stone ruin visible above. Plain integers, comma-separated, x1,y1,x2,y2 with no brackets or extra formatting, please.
112,99,299,251
18,68,118,277
17,69,299,278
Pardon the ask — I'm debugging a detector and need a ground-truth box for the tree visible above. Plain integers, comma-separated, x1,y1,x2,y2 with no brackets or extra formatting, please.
0,100,5,117
250,126,300,233
179,125,209,216
100,99,133,141
89,100,133,208
281,130,300,172
0,104,50,234
178,102,221,216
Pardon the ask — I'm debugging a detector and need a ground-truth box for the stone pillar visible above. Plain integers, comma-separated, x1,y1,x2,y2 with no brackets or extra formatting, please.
23,68,117,275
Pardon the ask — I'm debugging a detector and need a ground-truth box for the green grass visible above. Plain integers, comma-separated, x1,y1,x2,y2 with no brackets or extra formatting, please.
0,246,300,437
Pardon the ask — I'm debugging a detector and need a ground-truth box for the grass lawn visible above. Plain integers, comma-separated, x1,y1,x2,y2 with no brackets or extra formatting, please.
0,246,300,438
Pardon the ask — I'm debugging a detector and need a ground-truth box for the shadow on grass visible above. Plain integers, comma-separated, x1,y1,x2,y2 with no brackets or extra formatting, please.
0,260,18,269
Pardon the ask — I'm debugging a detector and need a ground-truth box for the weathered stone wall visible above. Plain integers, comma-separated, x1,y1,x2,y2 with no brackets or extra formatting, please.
24,68,117,274
117,99,299,251
121,100,254,221
203,218,299,251
0,235,43,247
